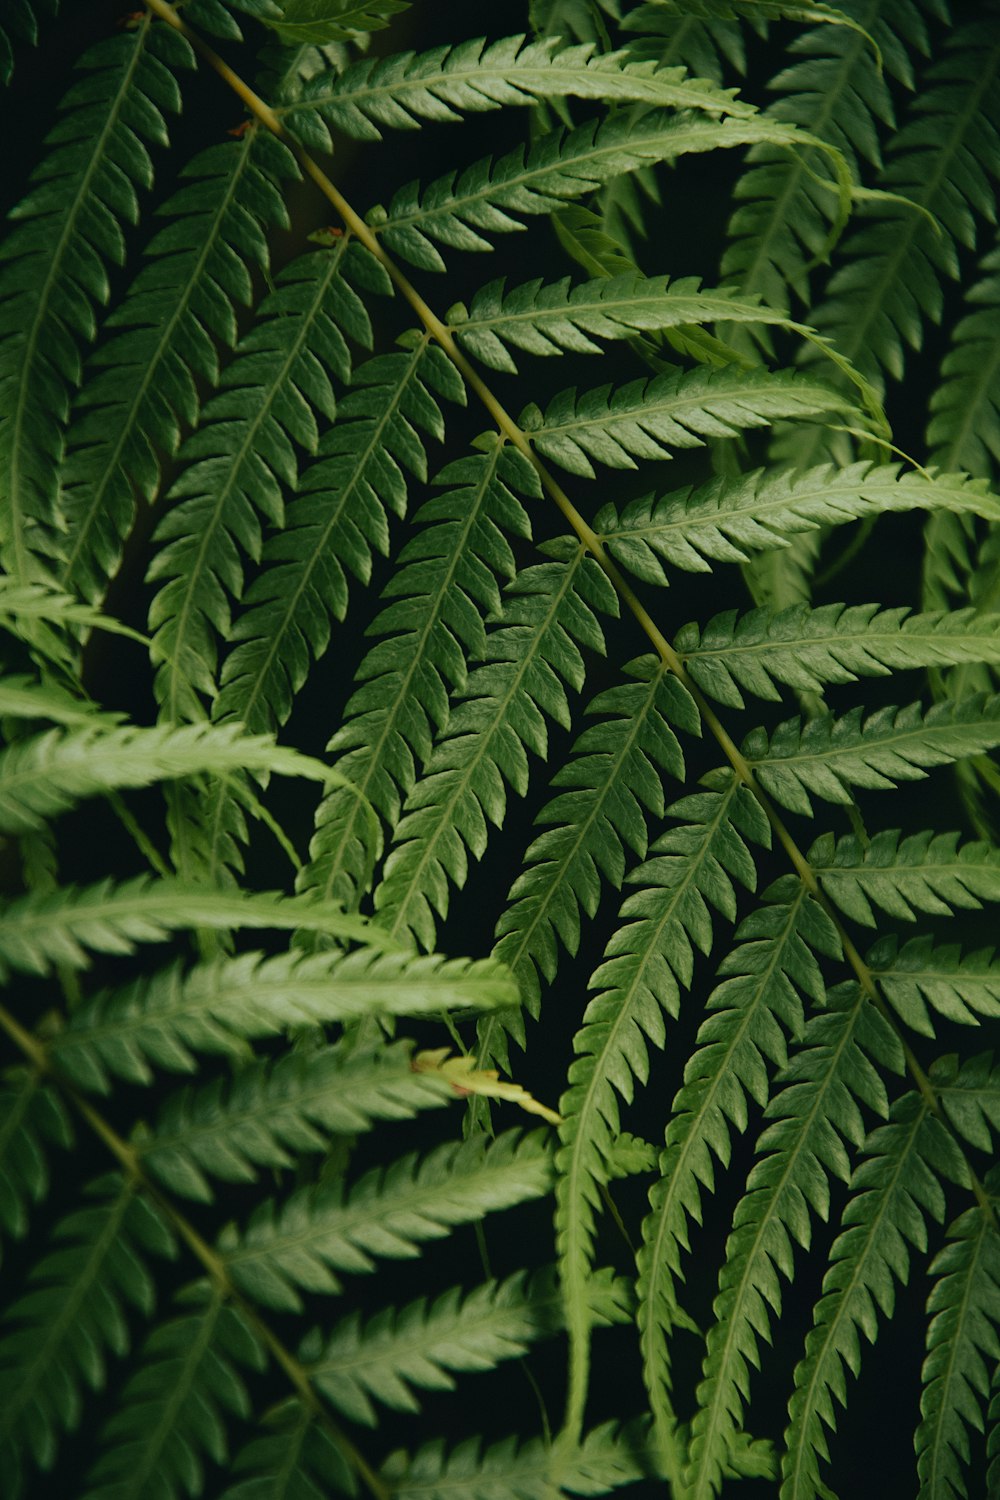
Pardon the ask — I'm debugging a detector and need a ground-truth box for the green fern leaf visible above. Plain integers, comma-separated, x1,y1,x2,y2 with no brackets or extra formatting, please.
82,1284,265,1500
598,461,1000,588
0,719,355,835
219,1400,357,1499
303,1270,560,1425
372,111,838,271
0,579,147,667
60,127,296,607
523,366,852,478
448,273,793,374
927,237,1000,476
930,1051,1000,1157
916,1196,1000,1500
745,694,1000,817
0,876,394,978
638,880,841,1450
262,0,408,46
138,1041,454,1200
148,237,389,722
220,1129,553,1310
0,1076,72,1254
0,1176,175,1485
373,542,619,949
676,602,1000,710
0,0,58,84
684,983,903,1500
215,337,465,737
809,826,1000,926
782,1093,968,1499
279,33,752,150
300,441,534,910
493,656,700,1016
869,934,1000,1034
555,779,768,1442
0,673,124,730
0,17,191,583
52,947,514,1093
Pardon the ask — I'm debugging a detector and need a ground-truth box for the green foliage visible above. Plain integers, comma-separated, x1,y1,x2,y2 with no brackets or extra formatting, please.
3,2,1000,1498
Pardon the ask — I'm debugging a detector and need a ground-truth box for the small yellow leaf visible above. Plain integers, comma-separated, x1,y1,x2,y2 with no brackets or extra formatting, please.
411,1049,562,1126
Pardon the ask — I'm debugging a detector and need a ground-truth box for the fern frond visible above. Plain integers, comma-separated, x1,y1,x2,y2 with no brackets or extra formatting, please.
676,602,1000,710
621,3,751,86
59,127,295,607
927,237,1000,476
148,237,389,722
524,365,851,478
782,1093,968,1499
0,876,394,978
82,1284,264,1500
809,826,1000,926
721,0,932,321
372,541,619,949
215,337,465,737
556,779,768,1440
279,34,752,150
0,16,190,582
744,693,1000,818
300,441,534,910
304,1270,559,1425
869,934,1000,1034
0,1176,175,1484
448,273,794,374
800,16,1000,389
0,719,351,835
373,111,837,271
52,947,514,1093
0,579,147,666
219,1400,357,1499
220,1129,553,1311
0,1076,72,1254
138,1041,454,1200
0,674,124,730
493,656,700,1015
262,0,408,46
684,983,903,1500
381,1421,649,1500
916,1198,1000,1500
931,1051,1000,1157
596,463,1000,587
0,0,57,84
638,880,840,1448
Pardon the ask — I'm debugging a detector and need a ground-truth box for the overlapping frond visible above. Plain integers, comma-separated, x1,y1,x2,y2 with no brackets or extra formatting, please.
744,693,1000,817
494,657,699,1016
82,1285,264,1500
809,826,1000,926
0,16,190,582
301,441,534,909
0,1177,175,1489
0,876,391,979
869,935,1000,1034
138,1042,455,1200
638,879,840,1446
931,1052,1000,1159
220,1129,553,1310
782,1093,968,1499
60,127,295,607
372,541,618,949
676,602,1000,710
52,947,514,1093
216,338,465,736
260,0,407,46
278,33,752,150
372,110,830,271
0,1076,71,1256
684,983,903,1500
219,1401,356,1500
721,0,932,321
149,237,389,722
304,1270,559,1425
916,1195,1000,1500
556,778,768,1440
595,463,1000,587
927,238,1000,476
